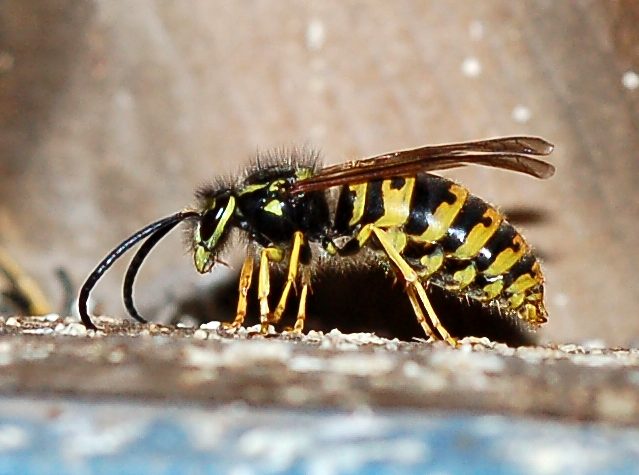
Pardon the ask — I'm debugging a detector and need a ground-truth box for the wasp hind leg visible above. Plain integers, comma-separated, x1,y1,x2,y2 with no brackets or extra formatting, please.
405,285,439,342
365,226,458,347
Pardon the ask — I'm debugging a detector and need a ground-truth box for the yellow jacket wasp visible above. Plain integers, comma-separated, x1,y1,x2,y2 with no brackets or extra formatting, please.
79,136,554,346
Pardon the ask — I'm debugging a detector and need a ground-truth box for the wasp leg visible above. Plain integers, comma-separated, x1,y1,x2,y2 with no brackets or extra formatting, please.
222,255,254,330
363,225,458,347
0,247,52,315
271,231,303,324
405,285,438,342
258,246,284,334
291,268,311,333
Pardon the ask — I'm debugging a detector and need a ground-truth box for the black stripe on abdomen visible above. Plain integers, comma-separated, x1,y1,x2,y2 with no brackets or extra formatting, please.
504,252,536,283
475,222,518,272
403,175,456,236
439,196,488,253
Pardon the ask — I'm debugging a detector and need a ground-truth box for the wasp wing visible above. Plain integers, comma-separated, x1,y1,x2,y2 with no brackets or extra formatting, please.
291,136,554,194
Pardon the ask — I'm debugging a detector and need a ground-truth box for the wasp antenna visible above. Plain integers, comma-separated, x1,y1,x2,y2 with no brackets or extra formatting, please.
122,216,189,324
78,210,199,330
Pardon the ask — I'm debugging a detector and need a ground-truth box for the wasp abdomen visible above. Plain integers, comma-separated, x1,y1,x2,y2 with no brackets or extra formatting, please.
333,174,546,326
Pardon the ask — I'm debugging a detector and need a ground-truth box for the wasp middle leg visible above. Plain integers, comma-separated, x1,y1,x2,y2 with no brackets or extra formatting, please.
270,231,304,325
222,255,255,330
291,267,311,333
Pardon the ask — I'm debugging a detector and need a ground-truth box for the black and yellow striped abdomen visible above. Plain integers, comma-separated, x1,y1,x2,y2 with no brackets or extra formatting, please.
333,174,547,327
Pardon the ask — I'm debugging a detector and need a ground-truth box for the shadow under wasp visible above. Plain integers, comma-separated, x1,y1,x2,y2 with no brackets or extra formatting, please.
78,136,554,346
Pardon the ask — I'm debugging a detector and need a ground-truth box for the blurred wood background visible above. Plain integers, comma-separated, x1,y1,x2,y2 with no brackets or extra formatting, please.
1,0,638,345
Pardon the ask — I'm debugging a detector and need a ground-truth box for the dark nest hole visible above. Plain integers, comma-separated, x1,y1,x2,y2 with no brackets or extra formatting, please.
172,266,536,346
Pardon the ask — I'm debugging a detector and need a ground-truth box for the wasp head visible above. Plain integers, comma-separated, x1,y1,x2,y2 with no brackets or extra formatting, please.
193,192,236,273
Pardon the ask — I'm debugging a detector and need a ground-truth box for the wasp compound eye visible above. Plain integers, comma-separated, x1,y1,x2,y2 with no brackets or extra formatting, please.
193,195,236,274
199,208,219,242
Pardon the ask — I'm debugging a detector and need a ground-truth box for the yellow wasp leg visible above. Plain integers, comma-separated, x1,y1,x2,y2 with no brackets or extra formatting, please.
292,268,312,333
223,255,254,329
0,247,51,315
271,231,304,324
367,226,458,347
405,285,438,342
258,246,284,333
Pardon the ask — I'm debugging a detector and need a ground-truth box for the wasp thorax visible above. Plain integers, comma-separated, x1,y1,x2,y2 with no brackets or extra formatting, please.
193,194,236,273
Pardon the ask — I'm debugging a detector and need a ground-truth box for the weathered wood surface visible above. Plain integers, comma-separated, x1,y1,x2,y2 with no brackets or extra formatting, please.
2,316,639,426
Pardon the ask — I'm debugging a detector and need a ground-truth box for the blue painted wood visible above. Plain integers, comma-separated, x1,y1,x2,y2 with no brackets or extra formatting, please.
0,398,637,475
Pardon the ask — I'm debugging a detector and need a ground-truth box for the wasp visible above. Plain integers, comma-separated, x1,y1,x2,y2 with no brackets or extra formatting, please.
0,247,52,316
78,136,554,345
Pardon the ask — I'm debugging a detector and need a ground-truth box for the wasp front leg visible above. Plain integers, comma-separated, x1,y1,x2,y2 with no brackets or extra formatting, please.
222,255,255,330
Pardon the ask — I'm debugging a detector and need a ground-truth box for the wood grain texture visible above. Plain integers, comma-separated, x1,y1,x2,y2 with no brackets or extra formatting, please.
2,316,639,426
0,1,638,344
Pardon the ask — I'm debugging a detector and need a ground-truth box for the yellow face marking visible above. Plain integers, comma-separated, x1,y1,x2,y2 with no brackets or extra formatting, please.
194,246,211,273
506,272,538,295
419,246,444,277
453,208,502,260
374,177,415,228
484,235,528,277
264,199,283,216
348,183,368,226
482,280,504,300
413,184,468,243
452,263,477,290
